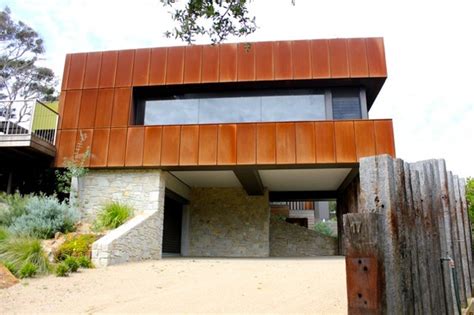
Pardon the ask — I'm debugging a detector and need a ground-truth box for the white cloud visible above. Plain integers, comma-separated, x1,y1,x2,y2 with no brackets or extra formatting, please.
4,0,474,177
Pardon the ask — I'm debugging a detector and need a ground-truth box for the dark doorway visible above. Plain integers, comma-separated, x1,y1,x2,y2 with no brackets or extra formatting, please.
162,196,183,254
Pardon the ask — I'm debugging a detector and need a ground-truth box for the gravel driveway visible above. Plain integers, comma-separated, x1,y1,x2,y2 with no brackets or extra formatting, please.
0,257,347,314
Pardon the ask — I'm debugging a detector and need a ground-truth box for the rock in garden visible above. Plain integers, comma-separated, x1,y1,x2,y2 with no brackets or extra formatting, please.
0,263,19,289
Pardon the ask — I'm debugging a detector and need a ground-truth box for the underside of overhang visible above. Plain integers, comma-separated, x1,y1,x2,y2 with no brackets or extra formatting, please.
170,166,358,200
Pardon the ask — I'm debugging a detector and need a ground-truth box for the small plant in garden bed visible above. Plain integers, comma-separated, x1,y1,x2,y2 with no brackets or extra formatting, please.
314,220,335,238
55,234,97,261
77,256,94,269
0,237,51,277
18,262,37,278
93,202,133,231
55,262,69,277
64,256,79,272
9,195,80,239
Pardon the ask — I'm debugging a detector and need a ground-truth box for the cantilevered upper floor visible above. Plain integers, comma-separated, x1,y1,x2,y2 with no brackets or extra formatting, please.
55,37,394,172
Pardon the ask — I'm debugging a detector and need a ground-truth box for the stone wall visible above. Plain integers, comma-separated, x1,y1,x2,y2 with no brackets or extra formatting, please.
80,169,165,267
288,209,315,229
270,218,338,257
187,188,270,257
76,169,164,220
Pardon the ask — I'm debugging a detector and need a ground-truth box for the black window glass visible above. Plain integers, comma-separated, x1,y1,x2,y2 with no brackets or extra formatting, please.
332,90,361,119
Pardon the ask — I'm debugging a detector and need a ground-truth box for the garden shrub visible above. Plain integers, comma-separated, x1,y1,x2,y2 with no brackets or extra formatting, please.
55,262,69,277
0,226,9,242
0,192,28,226
18,262,37,278
64,256,79,272
2,260,18,276
55,234,96,261
77,256,93,269
0,237,51,275
94,202,133,230
9,195,79,239
314,220,335,238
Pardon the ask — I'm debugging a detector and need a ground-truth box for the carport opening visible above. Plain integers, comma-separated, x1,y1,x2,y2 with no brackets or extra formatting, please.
162,195,183,255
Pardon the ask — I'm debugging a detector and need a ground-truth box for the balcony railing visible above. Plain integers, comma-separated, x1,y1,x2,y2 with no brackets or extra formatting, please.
0,99,59,145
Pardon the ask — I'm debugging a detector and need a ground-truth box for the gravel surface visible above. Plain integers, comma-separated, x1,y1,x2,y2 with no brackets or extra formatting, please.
0,257,347,314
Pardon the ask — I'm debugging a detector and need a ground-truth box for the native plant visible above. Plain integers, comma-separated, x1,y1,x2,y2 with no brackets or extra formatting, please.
0,192,29,226
314,220,335,238
9,195,79,239
93,202,133,231
55,234,96,261
466,177,474,224
0,237,51,276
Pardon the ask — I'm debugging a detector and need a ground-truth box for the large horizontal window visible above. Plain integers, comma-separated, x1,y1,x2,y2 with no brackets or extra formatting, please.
140,90,326,125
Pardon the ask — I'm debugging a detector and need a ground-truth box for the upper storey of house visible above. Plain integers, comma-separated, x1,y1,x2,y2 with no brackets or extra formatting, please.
56,37,394,169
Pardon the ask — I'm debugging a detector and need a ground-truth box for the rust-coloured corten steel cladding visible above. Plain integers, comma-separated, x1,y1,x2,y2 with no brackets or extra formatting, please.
56,37,394,168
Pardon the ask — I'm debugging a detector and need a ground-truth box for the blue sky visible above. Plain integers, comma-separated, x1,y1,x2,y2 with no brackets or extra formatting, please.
3,0,473,177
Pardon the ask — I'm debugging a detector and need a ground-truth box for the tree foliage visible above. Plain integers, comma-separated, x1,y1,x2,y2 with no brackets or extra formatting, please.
161,0,257,44
0,7,56,124
466,177,474,223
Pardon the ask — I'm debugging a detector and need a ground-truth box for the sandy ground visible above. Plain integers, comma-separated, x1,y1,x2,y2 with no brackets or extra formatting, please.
0,257,347,314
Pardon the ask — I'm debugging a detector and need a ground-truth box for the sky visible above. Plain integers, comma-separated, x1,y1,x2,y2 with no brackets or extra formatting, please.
3,0,473,177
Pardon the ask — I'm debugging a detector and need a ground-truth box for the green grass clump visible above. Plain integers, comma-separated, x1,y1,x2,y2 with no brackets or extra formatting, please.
64,256,79,272
0,226,9,242
2,260,18,275
55,234,96,261
94,202,133,230
18,262,37,278
314,221,335,238
0,192,28,226
0,237,51,275
55,263,69,277
77,256,94,269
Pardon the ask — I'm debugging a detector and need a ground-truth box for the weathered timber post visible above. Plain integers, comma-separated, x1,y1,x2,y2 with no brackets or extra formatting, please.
358,155,403,314
448,171,467,307
458,178,473,291
344,213,383,314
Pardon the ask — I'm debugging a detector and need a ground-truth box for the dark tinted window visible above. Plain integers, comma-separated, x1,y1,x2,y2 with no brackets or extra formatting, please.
332,90,361,119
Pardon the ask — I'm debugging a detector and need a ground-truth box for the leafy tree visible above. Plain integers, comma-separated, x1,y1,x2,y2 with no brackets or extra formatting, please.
466,177,474,223
0,7,56,126
161,0,295,44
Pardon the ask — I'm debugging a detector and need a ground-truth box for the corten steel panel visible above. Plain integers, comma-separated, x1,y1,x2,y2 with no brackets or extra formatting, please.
366,38,387,77
75,129,93,167
78,89,98,129
295,122,316,164
311,39,331,78
292,40,312,79
329,39,350,78
276,123,296,164
348,38,369,78
334,121,357,163
60,55,71,91
56,130,77,167
237,43,256,81
83,52,102,89
98,51,118,88
149,47,167,85
125,127,144,167
255,42,273,81
166,46,185,85
217,124,237,165
132,48,151,86
111,88,131,127
66,53,86,90
179,125,199,165
236,123,256,165
273,41,293,80
257,123,276,164
143,126,162,166
346,257,379,311
94,88,114,128
198,124,218,165
61,90,82,129
374,120,396,157
201,45,219,83
107,128,127,167
314,121,336,163
161,125,181,166
219,44,238,82
115,50,135,87
354,120,376,159
90,128,110,167
184,45,202,84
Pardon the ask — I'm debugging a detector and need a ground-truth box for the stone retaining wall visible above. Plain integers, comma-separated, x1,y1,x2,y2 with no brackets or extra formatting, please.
270,218,338,256
187,187,270,257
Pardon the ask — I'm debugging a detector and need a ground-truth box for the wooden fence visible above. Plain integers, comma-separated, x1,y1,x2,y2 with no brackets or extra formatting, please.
343,155,472,314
